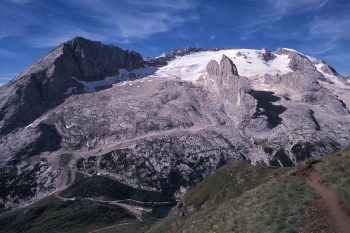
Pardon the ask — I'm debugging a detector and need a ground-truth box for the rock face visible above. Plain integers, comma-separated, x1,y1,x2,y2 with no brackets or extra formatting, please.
0,37,144,135
1,38,350,211
202,55,256,121
261,48,276,62
275,48,316,72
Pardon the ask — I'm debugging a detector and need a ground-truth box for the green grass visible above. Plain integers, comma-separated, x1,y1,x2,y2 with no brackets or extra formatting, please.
181,177,314,233
319,149,350,211
60,175,171,202
148,161,315,233
182,161,286,210
0,199,136,233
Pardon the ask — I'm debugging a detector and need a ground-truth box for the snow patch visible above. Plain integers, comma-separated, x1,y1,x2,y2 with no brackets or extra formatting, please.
72,66,158,92
155,49,292,81
314,63,347,87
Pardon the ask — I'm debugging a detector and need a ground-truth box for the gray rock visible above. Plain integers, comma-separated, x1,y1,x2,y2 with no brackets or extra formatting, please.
318,61,340,77
0,37,144,135
275,48,317,73
220,54,239,77
261,48,276,62
203,55,256,119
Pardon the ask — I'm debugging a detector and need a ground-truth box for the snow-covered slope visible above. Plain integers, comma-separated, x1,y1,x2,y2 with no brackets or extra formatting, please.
155,49,292,81
65,47,348,94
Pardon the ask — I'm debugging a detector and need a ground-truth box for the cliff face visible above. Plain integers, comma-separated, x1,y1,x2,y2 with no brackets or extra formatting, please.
0,37,144,135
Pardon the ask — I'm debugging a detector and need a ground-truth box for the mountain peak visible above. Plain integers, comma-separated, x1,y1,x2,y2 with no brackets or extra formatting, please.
0,37,145,135
220,54,239,77
63,37,110,52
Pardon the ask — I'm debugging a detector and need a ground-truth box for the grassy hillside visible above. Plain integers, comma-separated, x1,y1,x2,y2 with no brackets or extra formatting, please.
0,198,137,233
148,161,317,233
319,149,350,211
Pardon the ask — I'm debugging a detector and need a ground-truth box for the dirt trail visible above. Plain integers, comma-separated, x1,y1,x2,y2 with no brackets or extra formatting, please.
48,124,214,160
307,163,350,233
87,222,136,233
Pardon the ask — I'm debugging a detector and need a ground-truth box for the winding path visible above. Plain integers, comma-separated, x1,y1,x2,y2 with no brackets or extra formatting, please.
307,163,350,233
87,222,136,233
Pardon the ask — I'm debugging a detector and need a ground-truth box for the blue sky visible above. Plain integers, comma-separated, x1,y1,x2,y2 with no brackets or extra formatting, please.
1,0,349,84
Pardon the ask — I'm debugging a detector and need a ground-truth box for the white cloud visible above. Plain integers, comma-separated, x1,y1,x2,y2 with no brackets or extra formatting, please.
240,0,329,34
270,0,329,14
63,0,199,40
0,48,20,57
0,76,13,86
309,16,350,40
6,0,32,3
0,0,200,47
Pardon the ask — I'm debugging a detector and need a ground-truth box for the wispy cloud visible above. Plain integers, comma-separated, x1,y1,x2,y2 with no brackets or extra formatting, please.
239,0,329,35
0,0,199,48
5,0,32,3
68,0,199,39
0,48,21,57
270,0,329,14
0,73,15,86
309,16,350,40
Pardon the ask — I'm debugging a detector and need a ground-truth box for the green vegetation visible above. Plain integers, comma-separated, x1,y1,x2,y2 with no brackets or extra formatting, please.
183,161,285,210
0,199,136,233
60,175,171,202
149,161,316,233
319,149,350,211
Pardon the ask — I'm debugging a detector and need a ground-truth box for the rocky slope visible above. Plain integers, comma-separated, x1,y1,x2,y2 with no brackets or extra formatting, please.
0,37,350,215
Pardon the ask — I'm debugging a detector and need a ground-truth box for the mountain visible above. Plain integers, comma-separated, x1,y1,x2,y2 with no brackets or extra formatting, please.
0,37,144,136
0,37,350,232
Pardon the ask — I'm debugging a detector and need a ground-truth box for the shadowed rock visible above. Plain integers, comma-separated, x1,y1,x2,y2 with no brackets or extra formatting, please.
261,48,276,62
220,54,239,77
251,90,287,129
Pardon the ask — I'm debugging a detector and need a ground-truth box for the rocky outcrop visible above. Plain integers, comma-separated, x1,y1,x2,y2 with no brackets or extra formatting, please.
260,71,348,115
318,62,340,77
146,48,205,67
203,55,256,120
0,37,144,135
275,48,317,73
63,37,144,81
0,160,60,210
261,48,276,62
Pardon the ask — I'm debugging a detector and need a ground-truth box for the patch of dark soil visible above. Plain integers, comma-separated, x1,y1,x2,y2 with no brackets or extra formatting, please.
292,159,321,179
303,198,334,233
